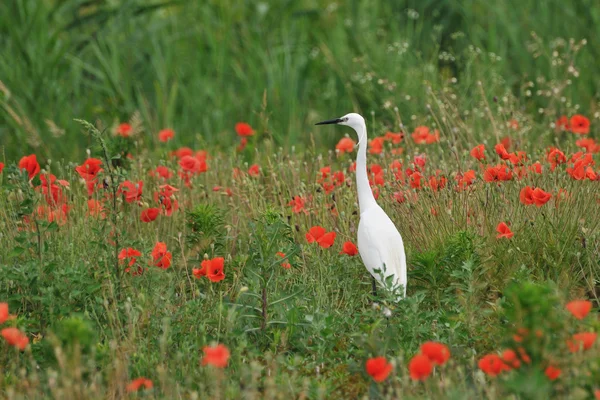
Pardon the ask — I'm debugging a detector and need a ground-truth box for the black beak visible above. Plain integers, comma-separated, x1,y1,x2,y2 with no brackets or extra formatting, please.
315,118,342,125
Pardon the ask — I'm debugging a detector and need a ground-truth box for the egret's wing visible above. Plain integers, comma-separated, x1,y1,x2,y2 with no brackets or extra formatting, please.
358,207,407,296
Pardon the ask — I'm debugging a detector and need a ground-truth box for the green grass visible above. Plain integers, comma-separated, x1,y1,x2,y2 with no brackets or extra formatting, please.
0,1,599,399
1,0,600,160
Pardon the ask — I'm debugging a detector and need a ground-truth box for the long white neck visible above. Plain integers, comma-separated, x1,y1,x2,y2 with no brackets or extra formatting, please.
354,122,377,214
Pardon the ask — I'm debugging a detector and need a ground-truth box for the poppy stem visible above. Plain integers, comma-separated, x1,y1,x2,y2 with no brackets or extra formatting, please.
261,286,268,331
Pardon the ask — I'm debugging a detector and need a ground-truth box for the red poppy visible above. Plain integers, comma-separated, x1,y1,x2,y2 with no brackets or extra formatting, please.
478,354,508,376
409,354,433,381
369,137,385,154
288,196,307,214
126,377,153,392
153,184,179,216
18,154,40,180
511,166,526,180
140,208,160,222
332,171,345,186
426,130,440,144
306,226,326,243
336,137,356,154
0,303,15,324
340,241,359,256
496,222,513,239
546,148,566,171
412,155,426,170
119,181,143,203
179,155,204,174
151,164,172,182
385,131,404,144
501,349,520,369
158,129,174,142
192,264,206,279
500,136,512,150
393,191,407,204
235,122,254,137
570,114,590,134
365,356,393,382
118,248,142,270
412,126,439,144
116,123,132,137
456,170,476,189
233,137,247,152
545,365,561,381
248,164,260,177
157,184,179,198
428,174,447,192
202,344,230,368
0,162,4,174
370,164,383,175
529,162,543,174
412,126,429,144
157,196,179,217
194,257,225,282
483,165,512,182
576,138,600,153
207,258,226,282
276,252,291,269
567,152,595,180
567,332,597,352
318,166,331,180
513,327,529,343
87,199,105,218
409,171,423,189
519,186,534,205
470,144,486,161
556,115,569,131
517,347,531,364
1,327,28,350
389,159,403,177
507,151,526,165
566,300,592,320
172,147,193,159
0,303,7,324
38,174,66,206
306,226,336,248
35,204,69,225
75,158,103,181
520,186,551,206
494,144,511,160
370,170,385,186
531,187,552,206
317,232,336,248
151,242,172,269
420,341,450,365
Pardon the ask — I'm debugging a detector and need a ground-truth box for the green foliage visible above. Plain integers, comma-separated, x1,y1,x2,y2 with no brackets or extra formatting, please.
186,203,226,256
1,0,599,160
237,208,300,341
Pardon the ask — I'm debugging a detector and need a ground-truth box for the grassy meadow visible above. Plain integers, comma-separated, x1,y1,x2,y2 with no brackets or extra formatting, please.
1,0,600,399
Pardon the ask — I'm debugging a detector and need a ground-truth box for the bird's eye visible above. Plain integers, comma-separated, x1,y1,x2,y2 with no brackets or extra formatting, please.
344,117,349,122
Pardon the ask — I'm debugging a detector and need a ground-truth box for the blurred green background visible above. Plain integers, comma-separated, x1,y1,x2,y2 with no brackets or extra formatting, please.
1,0,599,160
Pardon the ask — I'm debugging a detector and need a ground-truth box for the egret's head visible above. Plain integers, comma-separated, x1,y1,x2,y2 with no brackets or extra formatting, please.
315,113,365,131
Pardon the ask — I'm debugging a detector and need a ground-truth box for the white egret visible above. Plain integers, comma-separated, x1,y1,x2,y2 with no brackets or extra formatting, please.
316,113,407,300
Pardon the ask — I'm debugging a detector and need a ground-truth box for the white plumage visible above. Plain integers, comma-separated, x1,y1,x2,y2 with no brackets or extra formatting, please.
316,113,407,299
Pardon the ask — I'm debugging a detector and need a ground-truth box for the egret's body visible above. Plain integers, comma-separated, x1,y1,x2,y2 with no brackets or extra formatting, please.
316,113,407,299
